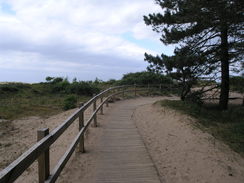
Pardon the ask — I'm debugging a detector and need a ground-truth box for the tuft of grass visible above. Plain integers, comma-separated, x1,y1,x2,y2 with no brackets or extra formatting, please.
161,100,244,156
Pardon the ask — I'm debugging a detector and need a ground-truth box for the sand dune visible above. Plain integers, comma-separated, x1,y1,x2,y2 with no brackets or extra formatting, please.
1,96,244,183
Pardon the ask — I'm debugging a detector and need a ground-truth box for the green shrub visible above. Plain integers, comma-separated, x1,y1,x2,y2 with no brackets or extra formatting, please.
0,83,30,94
118,71,172,85
45,77,100,96
67,81,100,96
51,80,70,93
63,95,77,110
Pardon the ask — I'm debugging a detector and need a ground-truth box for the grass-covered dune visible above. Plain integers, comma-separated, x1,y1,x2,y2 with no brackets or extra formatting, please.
0,78,100,120
0,72,173,120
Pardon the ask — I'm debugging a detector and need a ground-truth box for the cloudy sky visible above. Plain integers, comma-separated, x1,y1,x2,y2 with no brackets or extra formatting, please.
0,0,175,83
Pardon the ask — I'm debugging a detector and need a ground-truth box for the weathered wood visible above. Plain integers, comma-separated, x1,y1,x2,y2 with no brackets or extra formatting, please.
45,128,85,183
79,110,85,153
37,128,50,183
0,85,150,183
0,110,79,183
100,96,104,115
93,99,97,127
94,100,161,183
0,87,113,183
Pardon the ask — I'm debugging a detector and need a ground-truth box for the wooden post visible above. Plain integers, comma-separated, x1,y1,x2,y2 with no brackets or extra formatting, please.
134,84,136,97
106,98,109,107
79,109,85,153
100,96,103,115
112,89,115,102
93,99,97,127
37,128,50,183
159,84,162,90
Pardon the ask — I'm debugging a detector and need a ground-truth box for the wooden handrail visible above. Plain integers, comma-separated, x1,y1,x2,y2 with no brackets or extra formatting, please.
0,85,152,183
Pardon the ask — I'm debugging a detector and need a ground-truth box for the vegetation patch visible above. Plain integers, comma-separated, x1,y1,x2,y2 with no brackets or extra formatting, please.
161,100,244,156
0,77,98,120
63,95,77,110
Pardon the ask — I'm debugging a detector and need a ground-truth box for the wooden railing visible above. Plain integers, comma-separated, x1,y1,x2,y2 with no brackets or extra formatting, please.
0,84,156,183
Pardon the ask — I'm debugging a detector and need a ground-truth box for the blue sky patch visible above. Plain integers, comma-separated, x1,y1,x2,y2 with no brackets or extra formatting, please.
121,32,175,56
0,2,15,15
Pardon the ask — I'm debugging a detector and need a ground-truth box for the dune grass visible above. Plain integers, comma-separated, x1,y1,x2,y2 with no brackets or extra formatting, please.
161,100,244,156
0,94,90,120
0,82,92,120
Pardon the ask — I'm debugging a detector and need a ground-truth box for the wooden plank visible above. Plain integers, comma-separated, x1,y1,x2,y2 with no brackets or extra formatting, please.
79,110,85,153
93,99,97,127
45,127,86,183
0,86,126,183
0,85,144,183
37,128,50,183
93,100,161,183
0,109,79,183
100,97,103,115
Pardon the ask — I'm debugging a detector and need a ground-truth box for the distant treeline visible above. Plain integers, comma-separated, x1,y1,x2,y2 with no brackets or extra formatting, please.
0,72,243,119
0,72,243,96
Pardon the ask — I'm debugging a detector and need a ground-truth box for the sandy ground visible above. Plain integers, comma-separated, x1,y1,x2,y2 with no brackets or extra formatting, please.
1,96,244,183
134,101,244,183
0,99,105,183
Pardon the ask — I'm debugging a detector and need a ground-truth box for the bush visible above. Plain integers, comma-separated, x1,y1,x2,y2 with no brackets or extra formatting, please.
119,71,172,85
0,83,30,93
67,81,100,96
63,95,77,110
51,80,70,93
45,77,100,96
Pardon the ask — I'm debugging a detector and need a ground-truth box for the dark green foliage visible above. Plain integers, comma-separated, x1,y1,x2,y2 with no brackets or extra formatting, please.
63,95,77,110
51,79,69,93
230,76,244,93
67,81,100,96
0,83,30,94
146,46,216,100
44,77,100,96
0,77,100,119
45,76,54,82
119,71,172,85
161,100,244,155
144,0,244,109
104,79,118,86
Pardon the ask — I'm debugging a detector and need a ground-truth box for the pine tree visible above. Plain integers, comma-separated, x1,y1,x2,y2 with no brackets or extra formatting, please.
145,46,216,101
144,0,244,109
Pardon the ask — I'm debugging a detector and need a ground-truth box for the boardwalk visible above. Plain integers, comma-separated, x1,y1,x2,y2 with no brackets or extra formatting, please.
89,98,161,183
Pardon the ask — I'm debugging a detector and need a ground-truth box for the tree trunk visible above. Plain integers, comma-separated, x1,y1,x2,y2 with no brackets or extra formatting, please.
219,23,229,110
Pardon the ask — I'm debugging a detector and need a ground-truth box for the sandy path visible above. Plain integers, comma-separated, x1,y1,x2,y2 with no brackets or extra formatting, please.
1,96,244,183
134,100,244,183
57,96,164,183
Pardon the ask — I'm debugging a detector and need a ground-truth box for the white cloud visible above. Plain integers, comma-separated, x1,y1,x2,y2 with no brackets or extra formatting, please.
0,0,170,82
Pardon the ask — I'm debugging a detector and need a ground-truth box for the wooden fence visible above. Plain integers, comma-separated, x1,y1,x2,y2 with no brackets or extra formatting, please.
0,84,156,183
